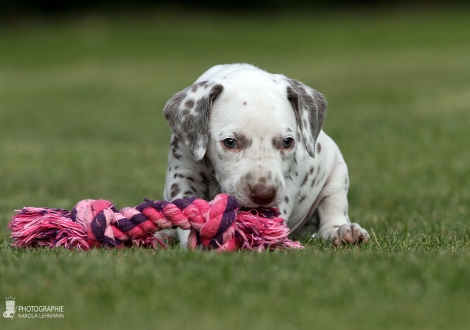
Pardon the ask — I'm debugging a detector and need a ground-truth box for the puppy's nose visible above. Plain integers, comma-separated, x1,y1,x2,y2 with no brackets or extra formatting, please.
250,184,276,205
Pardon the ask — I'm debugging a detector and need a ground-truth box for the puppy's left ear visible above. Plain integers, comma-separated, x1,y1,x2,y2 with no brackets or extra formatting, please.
286,79,327,158
163,81,224,161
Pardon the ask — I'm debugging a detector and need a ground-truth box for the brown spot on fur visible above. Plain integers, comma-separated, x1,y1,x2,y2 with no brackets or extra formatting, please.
185,99,195,109
170,136,180,148
165,93,187,120
172,148,182,160
194,96,209,114
170,183,180,198
272,137,282,149
236,133,252,149
301,173,309,186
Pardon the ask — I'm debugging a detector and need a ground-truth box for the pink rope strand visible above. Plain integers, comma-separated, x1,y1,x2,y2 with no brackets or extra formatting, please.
8,194,303,252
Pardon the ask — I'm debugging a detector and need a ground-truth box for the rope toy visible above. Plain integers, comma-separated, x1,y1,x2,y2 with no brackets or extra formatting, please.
8,194,303,252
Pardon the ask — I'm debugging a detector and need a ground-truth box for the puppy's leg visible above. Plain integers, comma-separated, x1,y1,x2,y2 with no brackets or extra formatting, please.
163,134,215,247
317,159,369,246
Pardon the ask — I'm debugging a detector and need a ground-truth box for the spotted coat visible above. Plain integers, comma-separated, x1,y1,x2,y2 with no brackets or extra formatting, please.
162,63,369,247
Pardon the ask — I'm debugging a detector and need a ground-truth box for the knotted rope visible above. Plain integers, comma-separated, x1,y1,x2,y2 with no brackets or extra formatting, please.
8,194,302,251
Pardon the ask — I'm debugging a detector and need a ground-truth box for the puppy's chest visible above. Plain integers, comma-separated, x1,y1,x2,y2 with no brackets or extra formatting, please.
280,154,329,226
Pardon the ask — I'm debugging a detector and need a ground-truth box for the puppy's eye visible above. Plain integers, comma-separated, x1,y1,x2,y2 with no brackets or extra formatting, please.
282,137,294,149
223,138,238,149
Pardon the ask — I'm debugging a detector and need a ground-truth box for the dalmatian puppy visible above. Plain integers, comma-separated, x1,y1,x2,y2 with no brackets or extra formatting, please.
162,63,369,247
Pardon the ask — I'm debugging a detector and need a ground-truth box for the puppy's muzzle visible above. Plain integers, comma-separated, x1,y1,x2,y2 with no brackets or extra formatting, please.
249,184,276,205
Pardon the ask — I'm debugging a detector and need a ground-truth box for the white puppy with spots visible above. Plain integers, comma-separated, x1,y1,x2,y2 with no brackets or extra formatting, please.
163,63,369,247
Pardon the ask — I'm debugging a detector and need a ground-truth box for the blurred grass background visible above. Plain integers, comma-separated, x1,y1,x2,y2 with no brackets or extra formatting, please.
1,3,470,329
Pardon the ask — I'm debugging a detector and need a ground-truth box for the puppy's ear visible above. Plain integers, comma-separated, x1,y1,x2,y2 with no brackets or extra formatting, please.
164,81,224,161
286,79,327,158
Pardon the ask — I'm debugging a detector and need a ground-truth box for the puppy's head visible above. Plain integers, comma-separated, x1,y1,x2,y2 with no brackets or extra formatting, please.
164,67,326,207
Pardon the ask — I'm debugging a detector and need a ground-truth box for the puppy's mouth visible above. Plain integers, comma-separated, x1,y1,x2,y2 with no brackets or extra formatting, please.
236,195,281,210
241,201,279,209
239,205,281,218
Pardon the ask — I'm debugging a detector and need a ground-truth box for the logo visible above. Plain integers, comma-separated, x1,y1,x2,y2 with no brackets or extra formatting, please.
3,296,16,319
3,296,64,319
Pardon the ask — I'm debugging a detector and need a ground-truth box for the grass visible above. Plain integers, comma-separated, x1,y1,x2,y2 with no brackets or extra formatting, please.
1,6,470,330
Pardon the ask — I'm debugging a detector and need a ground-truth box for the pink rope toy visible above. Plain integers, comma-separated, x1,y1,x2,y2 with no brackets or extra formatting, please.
8,194,303,252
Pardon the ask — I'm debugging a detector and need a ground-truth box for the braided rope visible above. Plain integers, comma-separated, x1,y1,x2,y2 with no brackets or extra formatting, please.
8,194,302,251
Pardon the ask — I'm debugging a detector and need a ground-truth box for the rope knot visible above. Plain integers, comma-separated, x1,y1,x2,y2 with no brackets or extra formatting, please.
8,194,303,251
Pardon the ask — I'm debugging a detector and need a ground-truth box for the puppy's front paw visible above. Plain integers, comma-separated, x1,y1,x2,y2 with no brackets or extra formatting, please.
332,223,369,246
154,228,178,244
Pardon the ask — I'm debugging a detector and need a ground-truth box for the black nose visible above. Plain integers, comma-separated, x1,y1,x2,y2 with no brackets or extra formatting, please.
250,184,276,205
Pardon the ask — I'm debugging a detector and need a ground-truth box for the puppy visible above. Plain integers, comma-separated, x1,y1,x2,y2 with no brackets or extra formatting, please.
162,64,369,246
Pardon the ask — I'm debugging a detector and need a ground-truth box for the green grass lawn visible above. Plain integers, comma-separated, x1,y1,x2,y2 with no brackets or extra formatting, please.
1,6,470,330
